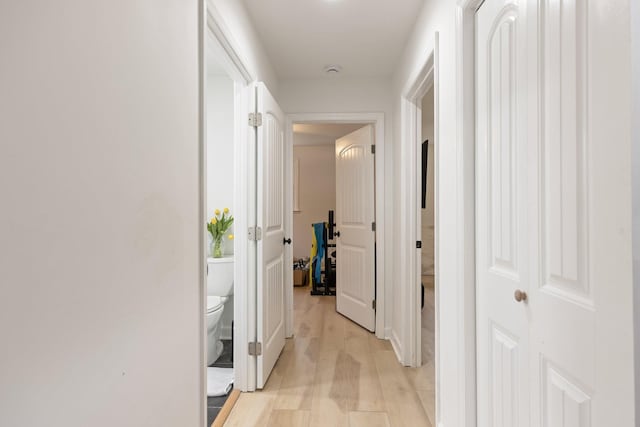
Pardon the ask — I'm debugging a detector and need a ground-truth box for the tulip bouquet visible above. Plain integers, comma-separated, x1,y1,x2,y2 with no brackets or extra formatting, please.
207,208,234,258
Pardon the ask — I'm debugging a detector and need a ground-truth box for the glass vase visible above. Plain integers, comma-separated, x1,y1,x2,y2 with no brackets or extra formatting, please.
212,235,224,258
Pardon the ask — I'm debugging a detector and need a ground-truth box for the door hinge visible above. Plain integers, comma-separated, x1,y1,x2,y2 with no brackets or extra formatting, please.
371,145,376,154
372,300,376,311
248,342,262,356
371,222,376,232
248,226,263,241
249,112,263,127
416,241,422,249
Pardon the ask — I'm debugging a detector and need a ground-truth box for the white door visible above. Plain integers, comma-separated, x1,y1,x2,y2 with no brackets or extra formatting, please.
335,125,376,332
476,1,530,425
477,1,635,426
256,82,286,388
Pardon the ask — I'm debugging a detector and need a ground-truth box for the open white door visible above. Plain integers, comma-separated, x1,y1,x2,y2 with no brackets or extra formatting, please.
255,82,286,388
335,125,376,332
477,0,635,425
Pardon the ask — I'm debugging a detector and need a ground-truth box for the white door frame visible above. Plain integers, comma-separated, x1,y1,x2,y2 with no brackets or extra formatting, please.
284,113,386,339
454,2,483,426
633,0,640,415
400,40,436,370
204,2,256,392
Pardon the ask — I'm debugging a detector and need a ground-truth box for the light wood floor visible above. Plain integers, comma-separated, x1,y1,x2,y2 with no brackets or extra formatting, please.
224,286,436,427
421,275,435,366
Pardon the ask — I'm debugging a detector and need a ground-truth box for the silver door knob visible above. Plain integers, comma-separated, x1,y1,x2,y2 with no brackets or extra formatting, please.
514,289,527,302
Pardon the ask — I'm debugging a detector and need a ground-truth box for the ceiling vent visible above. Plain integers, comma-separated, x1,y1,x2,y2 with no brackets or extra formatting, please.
324,65,342,74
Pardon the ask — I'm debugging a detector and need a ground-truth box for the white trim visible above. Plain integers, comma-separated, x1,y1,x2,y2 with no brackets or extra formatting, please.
390,328,403,360
205,3,253,84
632,0,640,418
284,113,387,340
455,1,483,426
198,3,206,424
204,2,256,393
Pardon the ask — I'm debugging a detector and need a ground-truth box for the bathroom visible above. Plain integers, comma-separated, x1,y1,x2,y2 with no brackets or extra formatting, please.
205,33,236,425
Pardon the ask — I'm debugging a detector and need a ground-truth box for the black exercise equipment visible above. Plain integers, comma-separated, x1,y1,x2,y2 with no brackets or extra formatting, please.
310,210,337,296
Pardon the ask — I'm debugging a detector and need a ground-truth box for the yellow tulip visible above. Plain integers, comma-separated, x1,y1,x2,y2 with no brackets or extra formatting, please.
212,218,218,225
228,234,234,240
224,207,230,214
214,209,221,216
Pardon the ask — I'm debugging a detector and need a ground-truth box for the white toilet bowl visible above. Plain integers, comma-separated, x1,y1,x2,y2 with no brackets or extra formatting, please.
206,295,227,366
206,256,234,365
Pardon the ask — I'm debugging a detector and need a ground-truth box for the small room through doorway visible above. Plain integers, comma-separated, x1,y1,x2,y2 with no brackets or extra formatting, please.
282,112,388,350
419,85,436,421
203,31,239,426
292,123,362,303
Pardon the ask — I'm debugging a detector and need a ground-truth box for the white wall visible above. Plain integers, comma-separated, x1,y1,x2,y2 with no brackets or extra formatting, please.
632,0,640,418
0,2,202,427
421,88,435,276
292,144,336,259
207,73,235,255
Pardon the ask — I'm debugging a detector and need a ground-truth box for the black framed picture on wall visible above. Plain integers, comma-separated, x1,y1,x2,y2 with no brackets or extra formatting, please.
422,140,428,209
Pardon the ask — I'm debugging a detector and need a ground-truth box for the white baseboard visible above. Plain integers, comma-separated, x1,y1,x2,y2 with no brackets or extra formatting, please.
390,329,403,364
384,326,392,339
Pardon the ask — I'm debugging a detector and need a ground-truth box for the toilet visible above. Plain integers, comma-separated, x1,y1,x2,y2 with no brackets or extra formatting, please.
206,256,234,366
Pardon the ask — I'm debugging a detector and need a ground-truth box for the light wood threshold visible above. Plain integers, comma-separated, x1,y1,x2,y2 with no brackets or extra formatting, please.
211,389,241,427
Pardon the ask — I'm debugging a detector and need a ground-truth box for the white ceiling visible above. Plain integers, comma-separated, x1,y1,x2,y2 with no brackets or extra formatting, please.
242,0,424,79
293,123,364,145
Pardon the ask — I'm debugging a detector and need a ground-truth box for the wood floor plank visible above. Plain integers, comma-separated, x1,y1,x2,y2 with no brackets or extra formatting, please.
404,359,436,392
309,397,348,427
416,388,436,426
348,411,391,427
266,409,311,427
374,351,432,427
368,333,393,352
383,388,433,427
345,336,386,412
273,338,317,410
223,392,275,427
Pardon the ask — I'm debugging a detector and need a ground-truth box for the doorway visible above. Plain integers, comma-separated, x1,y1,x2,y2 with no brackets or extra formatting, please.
203,28,241,427
284,113,387,341
399,36,440,425
290,123,374,330
201,4,258,423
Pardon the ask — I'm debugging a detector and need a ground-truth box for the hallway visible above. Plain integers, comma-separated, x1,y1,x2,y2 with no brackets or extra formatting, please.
224,287,435,426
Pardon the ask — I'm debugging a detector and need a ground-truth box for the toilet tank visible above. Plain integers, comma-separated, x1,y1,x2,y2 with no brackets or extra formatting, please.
207,257,234,296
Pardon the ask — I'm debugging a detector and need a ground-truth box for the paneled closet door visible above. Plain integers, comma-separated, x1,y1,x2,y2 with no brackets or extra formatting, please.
476,1,531,426
477,1,635,426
